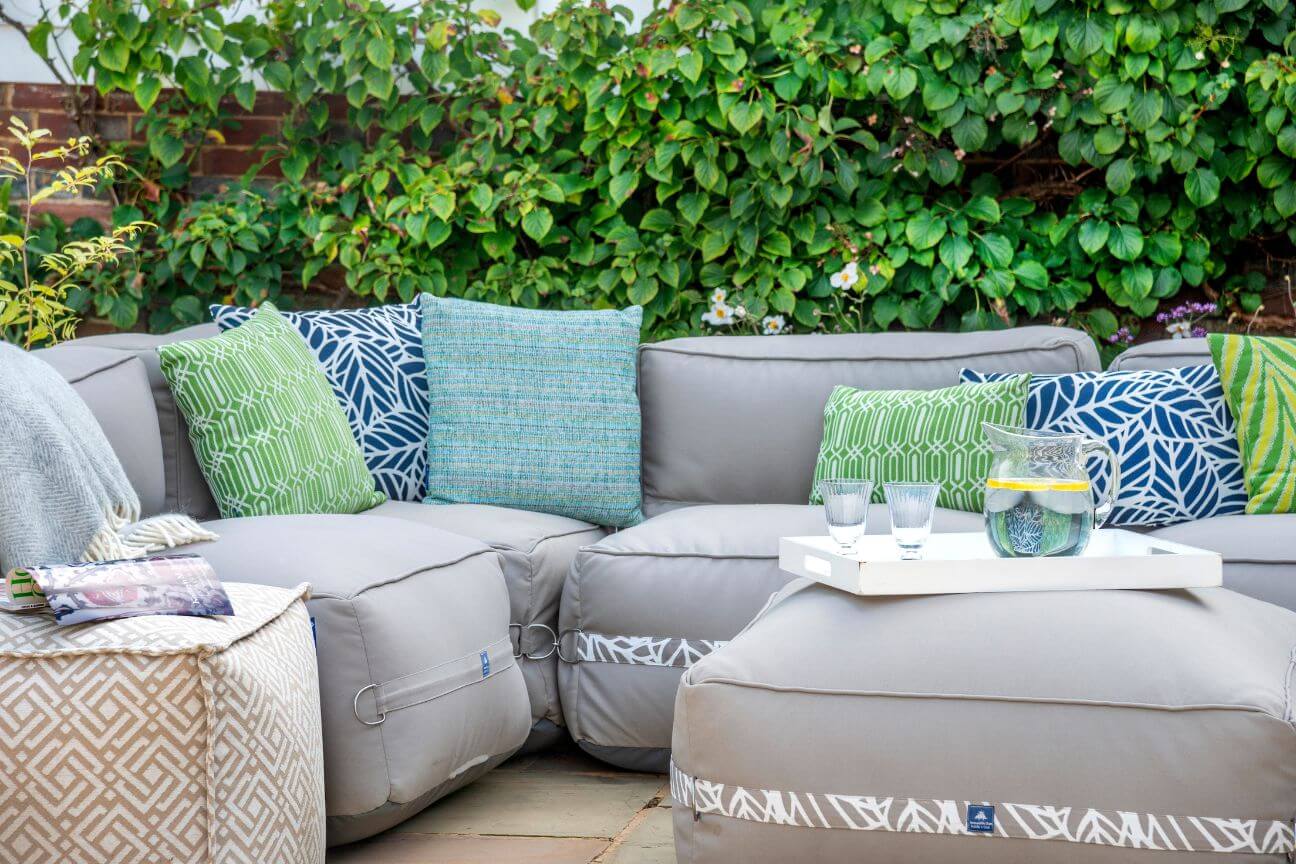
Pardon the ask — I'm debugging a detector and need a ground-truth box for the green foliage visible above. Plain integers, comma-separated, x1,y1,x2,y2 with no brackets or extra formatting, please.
0,117,151,347
19,0,1296,340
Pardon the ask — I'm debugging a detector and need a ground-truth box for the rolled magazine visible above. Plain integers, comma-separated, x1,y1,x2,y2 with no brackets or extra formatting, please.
2,554,233,625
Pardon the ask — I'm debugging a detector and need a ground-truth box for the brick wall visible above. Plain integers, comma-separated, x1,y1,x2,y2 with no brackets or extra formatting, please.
0,81,292,224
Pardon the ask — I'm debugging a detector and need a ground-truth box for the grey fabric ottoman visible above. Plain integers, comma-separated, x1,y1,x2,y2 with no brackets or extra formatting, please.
672,583,1296,862
186,514,533,845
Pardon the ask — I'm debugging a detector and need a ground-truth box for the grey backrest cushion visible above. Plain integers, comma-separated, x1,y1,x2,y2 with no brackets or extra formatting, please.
33,344,167,516
638,326,1100,515
72,324,221,519
1106,337,1211,372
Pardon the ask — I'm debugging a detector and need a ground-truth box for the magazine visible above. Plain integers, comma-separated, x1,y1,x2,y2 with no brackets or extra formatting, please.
2,555,233,625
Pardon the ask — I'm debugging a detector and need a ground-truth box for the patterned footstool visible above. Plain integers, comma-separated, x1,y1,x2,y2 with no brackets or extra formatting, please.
0,582,324,864
672,583,1296,863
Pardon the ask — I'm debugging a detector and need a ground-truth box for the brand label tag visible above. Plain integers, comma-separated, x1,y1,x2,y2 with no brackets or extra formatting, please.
966,804,995,834
480,650,491,678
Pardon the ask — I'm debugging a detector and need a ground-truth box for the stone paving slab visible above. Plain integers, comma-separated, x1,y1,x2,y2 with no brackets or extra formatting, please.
326,741,676,864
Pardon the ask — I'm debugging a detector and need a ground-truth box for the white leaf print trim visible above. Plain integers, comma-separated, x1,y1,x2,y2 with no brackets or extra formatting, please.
670,762,1295,855
577,632,726,668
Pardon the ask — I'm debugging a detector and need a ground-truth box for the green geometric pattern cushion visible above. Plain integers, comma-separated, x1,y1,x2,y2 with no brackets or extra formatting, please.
810,376,1030,513
419,294,643,527
158,304,385,518
1208,334,1296,514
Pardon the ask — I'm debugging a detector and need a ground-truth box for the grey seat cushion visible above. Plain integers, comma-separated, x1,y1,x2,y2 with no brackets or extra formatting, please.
185,513,532,844
560,504,983,771
1150,515,1296,611
363,501,605,740
673,583,1296,862
34,344,166,516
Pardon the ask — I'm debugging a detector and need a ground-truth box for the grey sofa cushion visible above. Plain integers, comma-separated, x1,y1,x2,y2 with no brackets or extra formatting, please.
1149,515,1296,611
560,503,984,770
363,501,606,738
639,327,1100,515
1107,337,1211,371
672,583,1296,862
34,344,167,516
183,513,532,843
73,325,220,519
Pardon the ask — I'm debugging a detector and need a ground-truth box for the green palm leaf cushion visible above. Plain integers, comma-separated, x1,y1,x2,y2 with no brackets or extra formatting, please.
1208,334,1296,514
159,303,385,518
811,376,1030,513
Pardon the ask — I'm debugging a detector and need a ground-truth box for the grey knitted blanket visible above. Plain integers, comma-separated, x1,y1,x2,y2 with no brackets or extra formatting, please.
0,341,215,575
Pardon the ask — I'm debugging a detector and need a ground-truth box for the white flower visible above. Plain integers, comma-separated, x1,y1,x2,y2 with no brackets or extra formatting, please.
1194,50,1205,60
1166,320,1192,339
711,288,727,304
761,315,786,335
702,302,736,326
734,304,747,319
829,261,860,290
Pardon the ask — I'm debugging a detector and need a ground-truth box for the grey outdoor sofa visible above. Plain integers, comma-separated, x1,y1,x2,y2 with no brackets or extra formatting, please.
33,323,1296,843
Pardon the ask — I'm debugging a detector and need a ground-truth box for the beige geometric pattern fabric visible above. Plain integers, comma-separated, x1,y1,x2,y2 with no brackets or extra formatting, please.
0,582,325,864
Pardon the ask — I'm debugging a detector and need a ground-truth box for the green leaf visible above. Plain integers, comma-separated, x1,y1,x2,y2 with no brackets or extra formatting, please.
26,20,52,58
679,51,703,83
1105,158,1135,194
1065,17,1106,57
938,234,973,272
679,192,708,225
905,210,948,250
1093,125,1125,155
965,195,1001,223
522,207,553,241
365,36,394,67
701,231,730,262
1257,155,1292,189
1184,169,1220,206
1275,184,1296,218
1107,223,1144,261
977,233,1014,268
1093,77,1133,114
1078,220,1111,255
149,134,185,167
884,66,918,100
922,79,959,112
609,172,639,207
1146,232,1182,265
134,76,162,112
100,38,130,73
1013,260,1048,290
728,101,762,134
428,192,455,222
1128,91,1163,131
640,209,674,232
233,81,256,112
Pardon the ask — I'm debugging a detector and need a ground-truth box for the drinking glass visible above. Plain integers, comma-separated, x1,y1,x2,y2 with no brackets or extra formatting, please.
884,482,940,560
817,479,874,552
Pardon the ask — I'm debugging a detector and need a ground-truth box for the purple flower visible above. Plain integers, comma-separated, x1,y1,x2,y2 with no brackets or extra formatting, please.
1191,325,1208,338
1108,326,1134,345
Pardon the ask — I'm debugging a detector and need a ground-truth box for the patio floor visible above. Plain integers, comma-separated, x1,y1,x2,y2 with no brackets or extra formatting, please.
326,742,675,864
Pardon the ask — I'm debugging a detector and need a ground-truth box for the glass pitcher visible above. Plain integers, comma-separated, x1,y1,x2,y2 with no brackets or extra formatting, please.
982,423,1120,558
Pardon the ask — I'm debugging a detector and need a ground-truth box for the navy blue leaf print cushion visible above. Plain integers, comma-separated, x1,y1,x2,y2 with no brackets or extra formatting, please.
961,366,1248,527
211,303,427,502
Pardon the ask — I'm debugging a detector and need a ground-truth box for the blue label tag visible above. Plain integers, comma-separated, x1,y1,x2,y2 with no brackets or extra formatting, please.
480,650,491,678
310,617,317,647
966,804,995,834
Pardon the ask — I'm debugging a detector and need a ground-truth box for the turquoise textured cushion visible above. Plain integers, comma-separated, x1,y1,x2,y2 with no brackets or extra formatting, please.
419,295,643,527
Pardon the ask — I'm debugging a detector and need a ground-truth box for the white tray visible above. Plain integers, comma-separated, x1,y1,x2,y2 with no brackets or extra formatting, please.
779,529,1222,596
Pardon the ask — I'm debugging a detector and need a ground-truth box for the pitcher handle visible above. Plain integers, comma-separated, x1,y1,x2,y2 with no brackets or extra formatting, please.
1080,438,1120,527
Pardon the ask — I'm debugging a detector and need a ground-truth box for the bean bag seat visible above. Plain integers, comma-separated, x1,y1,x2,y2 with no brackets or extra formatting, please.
672,583,1296,862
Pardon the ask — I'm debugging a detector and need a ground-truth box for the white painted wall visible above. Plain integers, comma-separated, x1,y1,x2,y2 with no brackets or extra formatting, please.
0,0,654,84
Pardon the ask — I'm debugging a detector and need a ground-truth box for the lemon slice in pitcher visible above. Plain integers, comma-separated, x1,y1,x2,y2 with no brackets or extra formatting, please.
986,477,1091,492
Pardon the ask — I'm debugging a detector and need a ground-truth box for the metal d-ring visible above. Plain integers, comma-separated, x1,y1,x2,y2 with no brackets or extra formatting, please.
508,623,524,659
523,623,558,661
556,627,584,664
353,683,387,726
